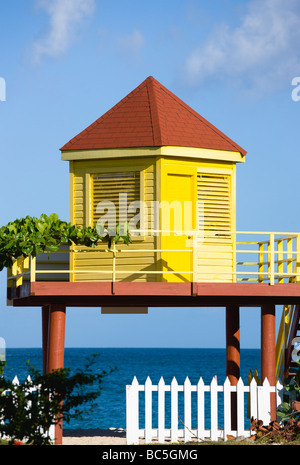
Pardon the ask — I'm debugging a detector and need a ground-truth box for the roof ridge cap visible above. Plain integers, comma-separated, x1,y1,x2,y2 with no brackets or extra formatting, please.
145,77,163,146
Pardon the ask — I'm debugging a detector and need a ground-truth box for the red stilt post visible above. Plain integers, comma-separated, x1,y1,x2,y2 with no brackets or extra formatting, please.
42,305,50,374
47,304,66,445
261,304,276,421
226,305,240,431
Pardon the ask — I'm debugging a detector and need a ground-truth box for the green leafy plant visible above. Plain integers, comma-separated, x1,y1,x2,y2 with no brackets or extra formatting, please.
277,359,300,423
249,361,300,443
0,355,116,445
0,213,132,271
96,220,132,248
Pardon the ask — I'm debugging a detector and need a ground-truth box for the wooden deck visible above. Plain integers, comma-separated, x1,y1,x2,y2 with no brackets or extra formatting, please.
8,281,300,307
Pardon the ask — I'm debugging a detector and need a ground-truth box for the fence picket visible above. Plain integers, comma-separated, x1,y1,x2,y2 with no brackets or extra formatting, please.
197,377,205,440
171,377,178,443
259,378,271,425
145,377,152,444
276,380,284,406
126,375,285,445
184,377,192,443
158,377,165,443
236,378,245,437
210,377,218,441
249,377,258,420
223,377,231,440
126,376,139,445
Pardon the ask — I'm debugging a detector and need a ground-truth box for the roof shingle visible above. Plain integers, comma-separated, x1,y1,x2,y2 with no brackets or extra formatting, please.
60,76,246,156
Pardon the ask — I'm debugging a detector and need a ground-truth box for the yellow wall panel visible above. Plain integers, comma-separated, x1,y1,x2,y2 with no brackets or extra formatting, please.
68,150,238,283
159,157,236,282
71,156,157,282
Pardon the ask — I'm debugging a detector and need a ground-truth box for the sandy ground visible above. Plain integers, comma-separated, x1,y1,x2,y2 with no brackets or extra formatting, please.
63,428,127,445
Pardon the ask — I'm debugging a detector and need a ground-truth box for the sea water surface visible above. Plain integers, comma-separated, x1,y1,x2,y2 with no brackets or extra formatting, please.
4,348,260,430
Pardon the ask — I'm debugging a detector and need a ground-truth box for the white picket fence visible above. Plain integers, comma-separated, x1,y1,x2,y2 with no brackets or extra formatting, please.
1,375,55,443
126,376,285,444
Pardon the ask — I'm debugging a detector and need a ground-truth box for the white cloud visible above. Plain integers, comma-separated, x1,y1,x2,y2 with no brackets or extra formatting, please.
184,0,300,95
32,0,95,63
116,29,145,56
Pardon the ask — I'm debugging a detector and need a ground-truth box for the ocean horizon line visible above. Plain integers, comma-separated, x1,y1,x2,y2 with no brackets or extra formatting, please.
5,346,261,350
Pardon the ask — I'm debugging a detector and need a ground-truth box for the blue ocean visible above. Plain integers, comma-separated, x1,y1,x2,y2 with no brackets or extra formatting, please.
3,348,260,431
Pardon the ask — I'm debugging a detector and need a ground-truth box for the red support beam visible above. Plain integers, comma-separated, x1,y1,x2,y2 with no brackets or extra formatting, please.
10,282,300,308
261,304,276,421
41,305,50,374
226,305,240,430
47,304,66,445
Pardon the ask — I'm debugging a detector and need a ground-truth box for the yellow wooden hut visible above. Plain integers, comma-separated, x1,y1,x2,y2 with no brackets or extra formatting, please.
60,76,246,284
6,77,300,444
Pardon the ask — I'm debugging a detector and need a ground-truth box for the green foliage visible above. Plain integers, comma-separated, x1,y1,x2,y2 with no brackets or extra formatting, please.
277,402,294,420
0,213,132,271
277,360,300,423
96,220,132,248
284,359,300,395
0,355,116,445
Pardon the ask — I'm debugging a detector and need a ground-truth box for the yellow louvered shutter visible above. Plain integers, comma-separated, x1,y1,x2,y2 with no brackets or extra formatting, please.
197,173,231,241
92,171,140,228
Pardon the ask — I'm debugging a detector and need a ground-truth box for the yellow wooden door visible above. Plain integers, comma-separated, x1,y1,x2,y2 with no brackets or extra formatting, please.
161,170,196,282
195,171,234,282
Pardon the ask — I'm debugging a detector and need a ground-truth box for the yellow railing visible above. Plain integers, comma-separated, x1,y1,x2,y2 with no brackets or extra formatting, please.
7,230,300,382
235,232,300,285
7,245,70,287
6,231,300,286
275,302,295,382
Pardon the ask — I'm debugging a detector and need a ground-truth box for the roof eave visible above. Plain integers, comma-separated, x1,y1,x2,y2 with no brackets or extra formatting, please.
61,145,246,163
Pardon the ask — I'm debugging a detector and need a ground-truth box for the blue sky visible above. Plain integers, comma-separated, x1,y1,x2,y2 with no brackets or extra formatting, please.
0,0,300,349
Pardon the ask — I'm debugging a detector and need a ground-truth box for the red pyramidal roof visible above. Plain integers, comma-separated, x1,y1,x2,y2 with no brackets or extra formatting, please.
60,76,246,156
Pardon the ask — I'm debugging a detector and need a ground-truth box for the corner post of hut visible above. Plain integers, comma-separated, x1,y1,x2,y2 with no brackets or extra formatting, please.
261,304,276,421
42,304,66,445
226,305,240,430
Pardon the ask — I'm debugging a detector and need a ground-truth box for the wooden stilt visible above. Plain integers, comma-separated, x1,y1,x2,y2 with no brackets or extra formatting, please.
41,305,50,374
226,305,240,431
47,304,66,445
261,304,276,421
